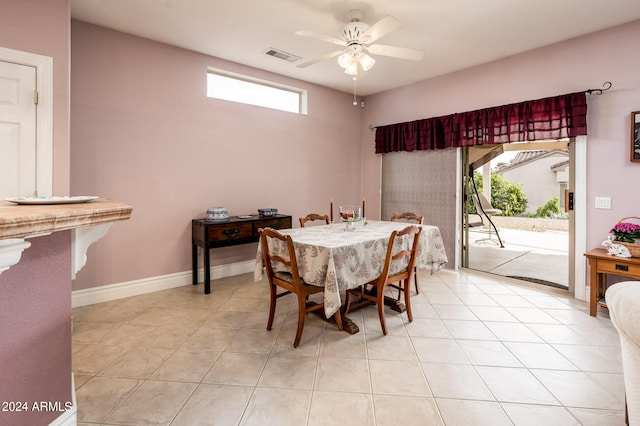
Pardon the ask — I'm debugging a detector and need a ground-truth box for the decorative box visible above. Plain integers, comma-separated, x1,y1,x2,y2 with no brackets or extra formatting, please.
205,207,229,221
258,208,278,217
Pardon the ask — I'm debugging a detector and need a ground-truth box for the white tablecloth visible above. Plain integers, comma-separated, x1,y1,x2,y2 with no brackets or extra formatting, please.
255,220,448,317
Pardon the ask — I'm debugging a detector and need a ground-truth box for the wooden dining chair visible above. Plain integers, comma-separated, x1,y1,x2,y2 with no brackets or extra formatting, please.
390,212,423,296
258,227,342,347
299,213,330,227
344,225,422,335
390,212,424,225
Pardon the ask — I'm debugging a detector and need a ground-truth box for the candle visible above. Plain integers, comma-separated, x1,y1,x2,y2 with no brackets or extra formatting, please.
330,199,333,222
362,197,365,218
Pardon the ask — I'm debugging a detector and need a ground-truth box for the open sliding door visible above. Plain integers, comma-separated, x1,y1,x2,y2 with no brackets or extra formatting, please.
461,141,575,292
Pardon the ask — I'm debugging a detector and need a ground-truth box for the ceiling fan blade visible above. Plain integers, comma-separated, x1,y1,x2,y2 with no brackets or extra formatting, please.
367,44,424,61
295,30,346,47
362,16,401,43
296,50,344,68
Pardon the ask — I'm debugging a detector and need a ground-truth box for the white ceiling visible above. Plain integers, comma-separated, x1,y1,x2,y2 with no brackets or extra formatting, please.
70,0,640,96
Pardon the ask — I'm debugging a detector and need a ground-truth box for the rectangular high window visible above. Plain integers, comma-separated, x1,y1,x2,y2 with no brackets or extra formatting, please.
207,68,306,114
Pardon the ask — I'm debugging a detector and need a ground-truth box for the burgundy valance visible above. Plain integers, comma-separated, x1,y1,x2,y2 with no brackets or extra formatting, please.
375,92,587,154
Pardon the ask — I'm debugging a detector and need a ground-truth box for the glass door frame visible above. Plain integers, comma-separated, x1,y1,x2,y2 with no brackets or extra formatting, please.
457,138,588,300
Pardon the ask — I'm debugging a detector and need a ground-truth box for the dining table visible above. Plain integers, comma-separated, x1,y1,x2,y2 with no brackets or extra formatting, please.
254,219,448,334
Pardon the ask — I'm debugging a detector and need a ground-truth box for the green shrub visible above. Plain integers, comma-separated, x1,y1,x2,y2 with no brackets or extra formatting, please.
533,197,563,218
468,172,528,217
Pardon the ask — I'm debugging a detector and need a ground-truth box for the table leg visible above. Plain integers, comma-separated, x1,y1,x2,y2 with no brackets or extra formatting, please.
340,288,406,329
383,296,407,313
340,316,359,334
360,286,407,313
307,301,360,334
597,272,605,312
192,243,198,285
204,247,211,294
589,260,598,316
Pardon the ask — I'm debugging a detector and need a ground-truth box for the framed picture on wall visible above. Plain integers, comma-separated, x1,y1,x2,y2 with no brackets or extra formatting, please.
632,110,640,162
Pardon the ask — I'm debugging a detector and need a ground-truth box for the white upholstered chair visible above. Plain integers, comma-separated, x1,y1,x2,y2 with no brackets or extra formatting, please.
606,281,640,425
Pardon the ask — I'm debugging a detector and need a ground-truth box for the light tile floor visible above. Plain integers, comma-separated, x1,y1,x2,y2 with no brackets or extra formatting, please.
72,269,626,425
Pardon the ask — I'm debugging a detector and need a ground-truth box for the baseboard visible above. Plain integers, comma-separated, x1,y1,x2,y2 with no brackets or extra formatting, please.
49,374,76,426
72,260,256,308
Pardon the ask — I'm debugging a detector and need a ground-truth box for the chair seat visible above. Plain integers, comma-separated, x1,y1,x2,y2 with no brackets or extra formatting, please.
483,208,502,215
274,271,321,289
273,270,294,283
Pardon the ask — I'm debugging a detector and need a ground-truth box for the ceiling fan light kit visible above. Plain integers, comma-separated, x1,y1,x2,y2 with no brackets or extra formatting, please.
337,51,354,68
338,49,375,75
345,62,359,76
359,53,375,71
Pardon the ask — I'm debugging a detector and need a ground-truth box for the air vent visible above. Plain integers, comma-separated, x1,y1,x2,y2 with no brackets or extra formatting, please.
263,48,301,63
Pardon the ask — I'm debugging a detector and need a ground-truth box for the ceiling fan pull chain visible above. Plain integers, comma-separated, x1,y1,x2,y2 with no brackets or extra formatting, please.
353,76,357,106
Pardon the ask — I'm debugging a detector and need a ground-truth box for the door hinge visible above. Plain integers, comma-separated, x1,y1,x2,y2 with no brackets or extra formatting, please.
34,90,38,105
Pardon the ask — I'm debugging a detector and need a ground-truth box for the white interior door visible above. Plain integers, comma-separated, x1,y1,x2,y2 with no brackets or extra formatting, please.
0,60,37,198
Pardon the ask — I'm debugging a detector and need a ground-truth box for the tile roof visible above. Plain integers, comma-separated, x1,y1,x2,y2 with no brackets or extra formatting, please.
497,150,568,173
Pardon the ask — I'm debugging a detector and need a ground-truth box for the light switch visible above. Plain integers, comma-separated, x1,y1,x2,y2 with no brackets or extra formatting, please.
595,197,611,209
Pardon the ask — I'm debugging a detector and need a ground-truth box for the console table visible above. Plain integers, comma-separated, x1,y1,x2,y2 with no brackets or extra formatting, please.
584,248,640,316
192,214,292,294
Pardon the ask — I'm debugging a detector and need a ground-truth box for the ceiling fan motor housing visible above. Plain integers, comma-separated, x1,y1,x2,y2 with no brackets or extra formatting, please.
341,21,370,45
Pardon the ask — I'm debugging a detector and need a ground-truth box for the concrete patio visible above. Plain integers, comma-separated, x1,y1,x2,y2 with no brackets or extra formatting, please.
467,217,569,289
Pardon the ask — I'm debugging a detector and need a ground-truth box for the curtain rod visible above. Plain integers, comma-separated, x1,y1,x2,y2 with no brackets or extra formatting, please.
585,81,612,95
368,81,612,132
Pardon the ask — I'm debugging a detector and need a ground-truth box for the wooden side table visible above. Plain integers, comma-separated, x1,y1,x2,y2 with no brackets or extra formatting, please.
192,214,292,294
584,248,640,316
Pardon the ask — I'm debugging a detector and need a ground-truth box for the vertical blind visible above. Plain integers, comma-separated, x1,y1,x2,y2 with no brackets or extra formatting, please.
375,92,587,154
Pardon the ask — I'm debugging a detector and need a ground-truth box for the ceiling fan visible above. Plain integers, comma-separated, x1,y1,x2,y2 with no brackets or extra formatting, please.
295,9,424,77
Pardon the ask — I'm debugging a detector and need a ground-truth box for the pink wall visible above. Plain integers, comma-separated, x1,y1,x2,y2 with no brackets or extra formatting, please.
71,18,640,291
71,21,362,289
0,0,71,194
0,1,73,424
362,19,640,255
0,232,72,426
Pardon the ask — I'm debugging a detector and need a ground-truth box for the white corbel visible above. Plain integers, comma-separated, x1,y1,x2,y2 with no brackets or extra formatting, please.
0,238,32,276
71,223,112,279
